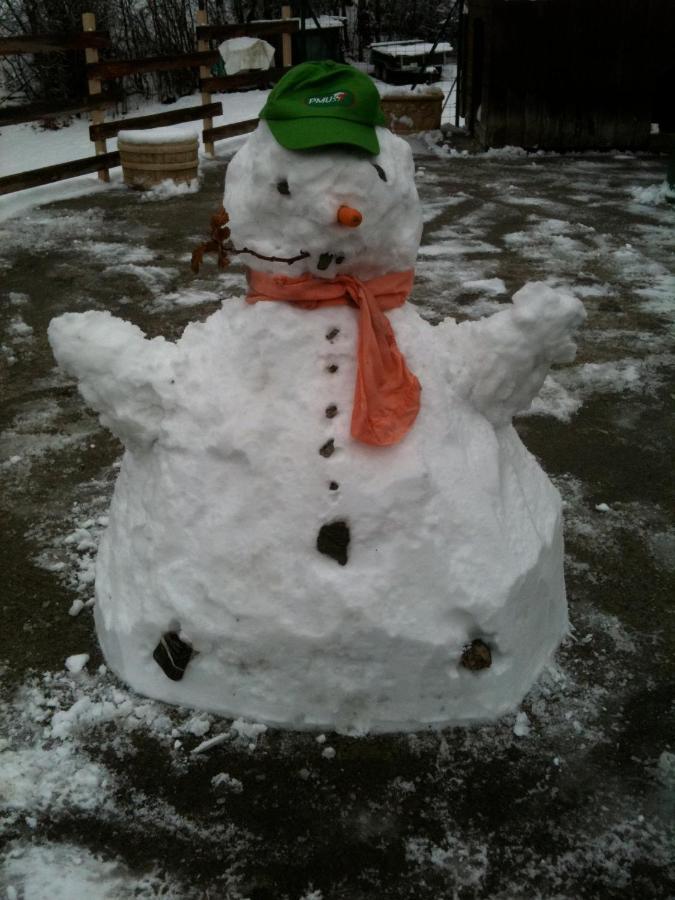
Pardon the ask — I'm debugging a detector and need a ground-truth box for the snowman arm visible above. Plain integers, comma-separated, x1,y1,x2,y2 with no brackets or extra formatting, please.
447,282,586,427
48,310,176,449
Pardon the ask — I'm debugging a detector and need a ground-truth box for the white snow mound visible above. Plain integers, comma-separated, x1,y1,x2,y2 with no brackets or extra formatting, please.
48,122,585,733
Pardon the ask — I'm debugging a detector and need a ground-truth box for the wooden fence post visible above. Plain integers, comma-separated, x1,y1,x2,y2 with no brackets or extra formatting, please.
82,11,109,182
197,7,215,157
282,6,293,68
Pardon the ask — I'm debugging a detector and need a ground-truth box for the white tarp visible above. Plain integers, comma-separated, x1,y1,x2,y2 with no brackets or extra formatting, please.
217,37,275,75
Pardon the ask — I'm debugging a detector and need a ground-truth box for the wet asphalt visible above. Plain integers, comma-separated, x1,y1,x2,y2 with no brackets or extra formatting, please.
0,147,674,898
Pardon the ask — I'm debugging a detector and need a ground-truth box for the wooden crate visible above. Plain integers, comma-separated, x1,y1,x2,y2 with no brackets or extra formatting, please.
380,93,443,134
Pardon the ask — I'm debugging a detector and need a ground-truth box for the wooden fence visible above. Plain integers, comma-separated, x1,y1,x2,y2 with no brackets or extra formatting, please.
0,21,119,195
0,8,297,196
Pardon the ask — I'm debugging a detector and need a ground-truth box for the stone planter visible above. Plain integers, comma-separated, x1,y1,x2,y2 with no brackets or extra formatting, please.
380,91,443,135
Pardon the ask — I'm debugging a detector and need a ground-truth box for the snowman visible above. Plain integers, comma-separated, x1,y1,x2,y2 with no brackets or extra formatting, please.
49,62,585,734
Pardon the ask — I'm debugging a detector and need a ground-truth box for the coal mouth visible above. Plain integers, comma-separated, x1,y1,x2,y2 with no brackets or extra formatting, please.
317,253,346,271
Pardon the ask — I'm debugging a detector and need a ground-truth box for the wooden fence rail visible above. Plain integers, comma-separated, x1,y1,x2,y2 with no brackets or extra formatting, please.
201,66,292,94
0,31,109,54
89,102,223,142
0,91,122,127
0,18,115,190
0,152,121,196
202,118,259,145
86,51,219,81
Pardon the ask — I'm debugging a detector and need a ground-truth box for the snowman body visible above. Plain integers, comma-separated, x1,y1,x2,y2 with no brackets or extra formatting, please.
49,124,584,732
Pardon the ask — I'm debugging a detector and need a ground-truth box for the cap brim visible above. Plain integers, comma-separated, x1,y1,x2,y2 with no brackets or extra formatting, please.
265,116,380,155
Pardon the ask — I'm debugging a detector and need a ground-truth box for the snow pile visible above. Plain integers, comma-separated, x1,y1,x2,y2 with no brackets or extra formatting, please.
138,178,200,201
1,317,34,366
406,832,488,887
418,223,501,259
544,354,672,402
117,126,199,145
463,277,506,295
2,743,112,819
411,84,444,97
379,85,444,100
32,504,111,599
1,208,124,258
65,653,90,674
291,14,345,31
2,843,180,900
0,668,249,893
484,145,529,159
371,41,453,57
629,181,674,206
49,121,584,732
151,287,223,311
6,316,33,339
118,127,199,145
574,359,644,393
522,374,582,422
0,397,96,478
72,241,155,265
102,261,177,295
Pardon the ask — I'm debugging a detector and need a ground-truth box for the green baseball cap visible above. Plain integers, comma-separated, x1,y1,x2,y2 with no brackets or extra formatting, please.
260,60,386,155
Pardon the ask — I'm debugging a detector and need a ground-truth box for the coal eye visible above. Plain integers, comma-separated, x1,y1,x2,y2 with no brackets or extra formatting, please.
277,180,290,195
372,164,387,182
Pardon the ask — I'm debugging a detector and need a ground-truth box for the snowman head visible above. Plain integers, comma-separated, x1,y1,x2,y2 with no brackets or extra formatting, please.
224,62,423,281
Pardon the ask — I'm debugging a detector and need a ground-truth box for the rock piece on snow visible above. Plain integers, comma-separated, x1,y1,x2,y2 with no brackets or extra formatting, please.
317,521,350,566
153,632,193,681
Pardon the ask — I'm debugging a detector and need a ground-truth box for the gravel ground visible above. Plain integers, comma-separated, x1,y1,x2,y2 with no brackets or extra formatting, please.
1,144,674,899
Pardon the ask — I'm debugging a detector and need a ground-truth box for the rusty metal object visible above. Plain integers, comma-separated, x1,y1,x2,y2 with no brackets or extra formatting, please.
191,205,231,273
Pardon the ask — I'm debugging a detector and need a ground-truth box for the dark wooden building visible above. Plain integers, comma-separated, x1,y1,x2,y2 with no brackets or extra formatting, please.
458,0,675,150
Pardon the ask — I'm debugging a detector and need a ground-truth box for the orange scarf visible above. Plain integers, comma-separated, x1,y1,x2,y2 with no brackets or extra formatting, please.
246,269,421,446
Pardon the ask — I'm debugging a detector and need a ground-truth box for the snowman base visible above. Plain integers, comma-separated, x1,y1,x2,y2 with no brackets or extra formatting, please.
48,113,585,735
93,520,567,735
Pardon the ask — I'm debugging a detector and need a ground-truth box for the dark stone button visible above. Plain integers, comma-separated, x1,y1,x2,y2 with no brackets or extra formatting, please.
153,632,193,681
461,639,492,671
329,481,339,491
317,520,350,566
319,439,335,458
325,404,338,419
326,327,340,341
327,364,339,374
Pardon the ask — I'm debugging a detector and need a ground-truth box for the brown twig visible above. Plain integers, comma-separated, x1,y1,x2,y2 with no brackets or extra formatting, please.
191,205,231,273
191,205,311,273
233,247,311,265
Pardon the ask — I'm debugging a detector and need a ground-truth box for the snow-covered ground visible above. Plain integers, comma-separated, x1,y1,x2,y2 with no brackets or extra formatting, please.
0,89,271,223
1,113,674,896
0,90,270,179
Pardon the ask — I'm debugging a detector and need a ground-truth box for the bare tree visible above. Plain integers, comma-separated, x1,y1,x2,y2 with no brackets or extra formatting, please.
1,0,452,108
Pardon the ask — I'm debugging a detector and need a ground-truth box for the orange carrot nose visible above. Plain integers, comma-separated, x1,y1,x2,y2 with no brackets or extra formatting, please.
337,205,362,228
